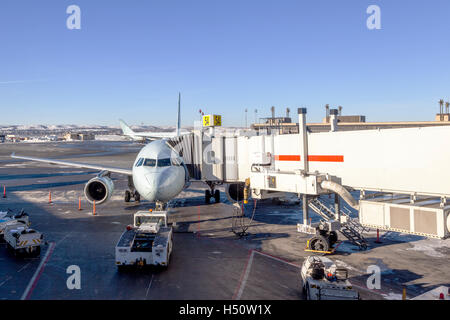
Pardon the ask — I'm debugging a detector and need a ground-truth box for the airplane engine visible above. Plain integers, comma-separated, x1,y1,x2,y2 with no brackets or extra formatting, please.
225,183,245,202
84,176,114,205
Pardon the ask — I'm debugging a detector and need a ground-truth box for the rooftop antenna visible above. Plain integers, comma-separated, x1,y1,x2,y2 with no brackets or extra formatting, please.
286,107,290,118
176,92,181,136
325,104,330,119
271,106,275,119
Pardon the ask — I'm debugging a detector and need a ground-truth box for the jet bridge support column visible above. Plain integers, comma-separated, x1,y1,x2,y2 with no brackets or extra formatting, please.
302,194,309,225
298,108,310,225
334,194,340,222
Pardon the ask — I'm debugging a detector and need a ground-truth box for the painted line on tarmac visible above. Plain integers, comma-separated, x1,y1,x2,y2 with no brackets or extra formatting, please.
0,276,12,288
233,250,255,300
145,274,154,299
17,263,31,273
56,232,72,245
253,250,300,268
20,242,56,300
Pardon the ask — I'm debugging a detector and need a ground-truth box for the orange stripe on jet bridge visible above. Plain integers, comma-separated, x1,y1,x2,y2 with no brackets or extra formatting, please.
274,155,344,162
308,155,344,162
274,155,301,161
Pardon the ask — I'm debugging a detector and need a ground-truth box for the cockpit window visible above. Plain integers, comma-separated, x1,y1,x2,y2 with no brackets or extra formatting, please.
157,158,171,167
143,158,156,167
171,158,181,166
135,158,144,167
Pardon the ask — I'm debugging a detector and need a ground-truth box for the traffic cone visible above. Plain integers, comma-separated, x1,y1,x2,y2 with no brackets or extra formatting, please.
93,200,96,215
48,191,52,204
78,197,82,211
375,229,382,243
2,185,6,198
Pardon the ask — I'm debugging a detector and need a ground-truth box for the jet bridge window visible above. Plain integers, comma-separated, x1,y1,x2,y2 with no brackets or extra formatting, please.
143,158,156,167
157,158,171,167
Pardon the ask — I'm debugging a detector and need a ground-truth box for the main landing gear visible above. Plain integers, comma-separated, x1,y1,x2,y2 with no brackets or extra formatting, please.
205,182,221,204
125,176,140,203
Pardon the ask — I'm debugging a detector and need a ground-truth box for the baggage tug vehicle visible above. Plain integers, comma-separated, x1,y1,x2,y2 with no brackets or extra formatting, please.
115,211,173,270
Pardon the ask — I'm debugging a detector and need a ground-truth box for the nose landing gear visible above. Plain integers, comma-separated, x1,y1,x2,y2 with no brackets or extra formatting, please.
124,190,141,203
125,176,141,203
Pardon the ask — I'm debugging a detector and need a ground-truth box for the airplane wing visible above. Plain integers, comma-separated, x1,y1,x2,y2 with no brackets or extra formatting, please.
11,153,132,176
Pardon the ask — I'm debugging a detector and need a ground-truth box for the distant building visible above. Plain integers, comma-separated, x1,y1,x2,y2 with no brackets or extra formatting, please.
322,115,366,123
253,116,298,134
6,134,23,142
435,114,450,122
79,133,95,141
64,132,95,141
64,132,80,141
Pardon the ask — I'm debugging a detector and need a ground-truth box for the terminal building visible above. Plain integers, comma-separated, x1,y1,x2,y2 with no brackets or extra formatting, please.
251,105,450,134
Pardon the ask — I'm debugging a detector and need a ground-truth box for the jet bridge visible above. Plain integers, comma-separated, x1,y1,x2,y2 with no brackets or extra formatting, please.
168,109,450,240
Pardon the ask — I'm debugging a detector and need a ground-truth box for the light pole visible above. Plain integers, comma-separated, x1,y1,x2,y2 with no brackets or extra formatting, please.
245,108,248,128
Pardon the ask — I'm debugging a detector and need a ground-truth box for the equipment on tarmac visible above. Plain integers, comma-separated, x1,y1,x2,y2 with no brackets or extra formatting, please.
301,255,359,300
115,210,173,271
4,222,43,257
304,220,343,254
0,209,30,240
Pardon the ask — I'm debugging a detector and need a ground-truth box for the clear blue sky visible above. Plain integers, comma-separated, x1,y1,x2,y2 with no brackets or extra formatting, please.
1,0,449,126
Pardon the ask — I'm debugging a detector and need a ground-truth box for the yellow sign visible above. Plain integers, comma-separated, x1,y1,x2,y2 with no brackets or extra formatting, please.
202,115,221,127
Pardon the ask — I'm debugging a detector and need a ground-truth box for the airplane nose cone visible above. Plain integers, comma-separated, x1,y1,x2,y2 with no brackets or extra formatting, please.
145,170,174,202
145,174,158,201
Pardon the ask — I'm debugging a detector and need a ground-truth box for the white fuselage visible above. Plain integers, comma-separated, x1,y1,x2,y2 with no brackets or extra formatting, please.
132,140,187,202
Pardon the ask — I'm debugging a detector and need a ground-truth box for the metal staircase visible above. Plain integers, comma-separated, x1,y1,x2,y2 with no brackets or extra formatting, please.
308,197,368,250
308,198,335,221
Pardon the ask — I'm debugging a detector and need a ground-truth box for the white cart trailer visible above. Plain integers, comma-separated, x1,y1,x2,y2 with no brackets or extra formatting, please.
115,211,173,270
4,222,43,257
301,255,359,300
0,210,30,240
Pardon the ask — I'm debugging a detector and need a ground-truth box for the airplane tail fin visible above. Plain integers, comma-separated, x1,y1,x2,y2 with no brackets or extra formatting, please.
119,119,135,136
176,92,181,136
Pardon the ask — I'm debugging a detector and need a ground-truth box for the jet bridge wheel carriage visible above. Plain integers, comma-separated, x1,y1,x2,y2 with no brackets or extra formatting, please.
308,235,330,253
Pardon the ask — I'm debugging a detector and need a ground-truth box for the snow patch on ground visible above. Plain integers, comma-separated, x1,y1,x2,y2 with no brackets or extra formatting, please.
336,242,361,254
9,190,125,204
335,259,359,272
381,292,403,300
2,163,29,168
406,238,450,258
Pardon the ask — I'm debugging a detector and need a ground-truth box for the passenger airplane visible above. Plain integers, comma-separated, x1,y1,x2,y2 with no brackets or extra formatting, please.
11,94,224,210
119,93,189,142
12,139,191,210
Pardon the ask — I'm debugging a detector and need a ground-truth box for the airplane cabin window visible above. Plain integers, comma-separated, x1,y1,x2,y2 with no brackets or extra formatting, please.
157,158,171,167
143,158,156,167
